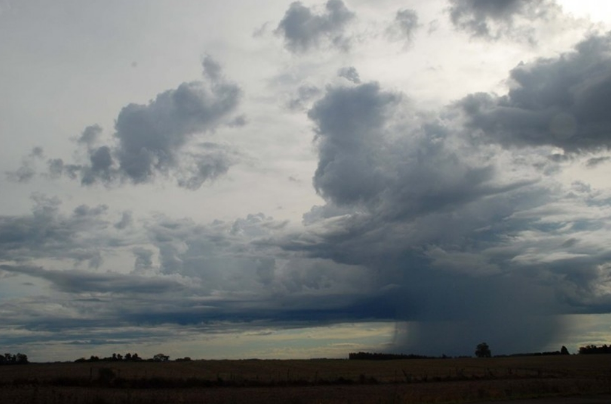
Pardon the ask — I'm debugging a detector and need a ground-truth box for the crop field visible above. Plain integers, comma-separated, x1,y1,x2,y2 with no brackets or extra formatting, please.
1,355,611,403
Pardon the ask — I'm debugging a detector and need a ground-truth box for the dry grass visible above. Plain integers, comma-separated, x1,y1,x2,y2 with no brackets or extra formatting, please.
0,355,610,403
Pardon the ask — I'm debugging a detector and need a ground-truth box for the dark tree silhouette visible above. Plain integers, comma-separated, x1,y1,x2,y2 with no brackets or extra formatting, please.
579,344,611,354
475,342,491,358
561,345,569,355
0,353,29,365
153,353,170,362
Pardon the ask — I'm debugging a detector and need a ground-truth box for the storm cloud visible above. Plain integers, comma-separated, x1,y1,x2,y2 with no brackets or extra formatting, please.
0,195,111,266
3,0,611,362
0,200,381,345
0,265,186,295
308,82,508,220
270,75,611,355
459,32,611,153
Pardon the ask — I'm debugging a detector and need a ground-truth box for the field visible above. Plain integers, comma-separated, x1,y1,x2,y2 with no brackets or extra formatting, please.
1,355,611,403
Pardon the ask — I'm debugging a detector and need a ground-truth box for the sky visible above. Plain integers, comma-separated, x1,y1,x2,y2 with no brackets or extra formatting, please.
2,0,611,362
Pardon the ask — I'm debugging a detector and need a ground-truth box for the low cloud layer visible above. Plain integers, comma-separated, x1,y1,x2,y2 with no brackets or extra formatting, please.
0,265,186,295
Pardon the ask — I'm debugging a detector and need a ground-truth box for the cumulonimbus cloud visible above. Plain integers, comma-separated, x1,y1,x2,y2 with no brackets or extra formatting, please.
274,61,611,355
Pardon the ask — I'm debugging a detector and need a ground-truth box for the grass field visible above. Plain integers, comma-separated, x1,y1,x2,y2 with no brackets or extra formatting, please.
1,355,610,403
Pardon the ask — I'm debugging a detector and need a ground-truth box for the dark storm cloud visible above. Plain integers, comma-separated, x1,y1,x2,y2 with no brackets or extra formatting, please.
77,124,103,147
0,201,384,344
112,56,239,187
0,265,184,294
81,146,114,185
448,0,562,42
458,32,611,153
337,66,360,83
307,82,513,220
22,57,241,190
0,195,110,266
7,31,611,357
308,83,400,206
144,212,371,297
268,76,611,356
275,0,355,53
386,9,419,46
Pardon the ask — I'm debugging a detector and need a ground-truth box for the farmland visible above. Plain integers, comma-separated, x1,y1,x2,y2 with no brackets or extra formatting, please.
1,355,611,403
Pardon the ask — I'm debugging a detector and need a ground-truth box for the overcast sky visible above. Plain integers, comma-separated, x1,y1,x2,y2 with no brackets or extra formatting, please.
2,0,611,361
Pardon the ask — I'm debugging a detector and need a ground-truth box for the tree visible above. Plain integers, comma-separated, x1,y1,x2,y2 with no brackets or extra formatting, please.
0,353,29,365
15,353,28,364
475,342,491,358
561,345,569,355
153,353,169,362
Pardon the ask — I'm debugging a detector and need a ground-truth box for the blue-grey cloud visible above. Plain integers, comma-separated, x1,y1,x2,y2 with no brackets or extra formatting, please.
386,9,419,47
5,147,44,183
287,84,322,110
23,57,241,190
337,66,360,84
458,32,611,153
448,0,562,42
114,211,132,230
275,0,355,53
0,265,185,294
0,195,110,266
586,156,610,168
269,73,611,356
307,82,515,220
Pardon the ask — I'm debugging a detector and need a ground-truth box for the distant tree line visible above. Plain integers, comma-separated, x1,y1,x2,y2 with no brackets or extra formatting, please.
348,352,433,360
351,344,572,360
578,344,611,355
74,353,192,363
0,353,29,365
75,353,143,363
